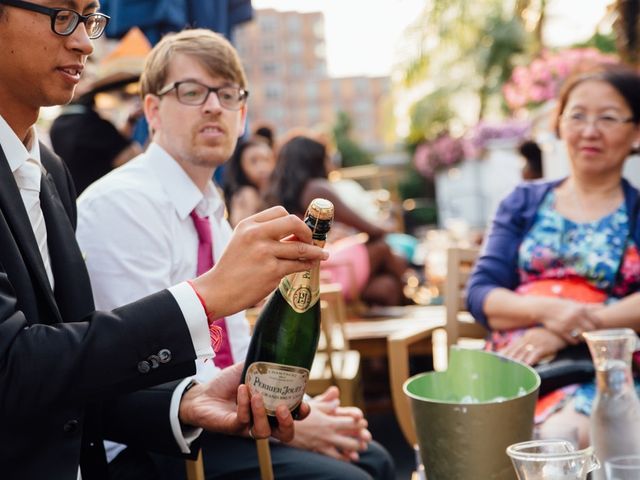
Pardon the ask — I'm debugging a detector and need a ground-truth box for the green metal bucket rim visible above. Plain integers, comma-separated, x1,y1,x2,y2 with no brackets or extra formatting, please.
402,351,541,405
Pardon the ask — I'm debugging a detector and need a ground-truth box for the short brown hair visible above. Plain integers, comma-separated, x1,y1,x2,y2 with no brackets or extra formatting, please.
140,28,247,98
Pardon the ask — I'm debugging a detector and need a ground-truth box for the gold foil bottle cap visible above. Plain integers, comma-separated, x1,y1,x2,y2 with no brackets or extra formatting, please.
307,198,334,221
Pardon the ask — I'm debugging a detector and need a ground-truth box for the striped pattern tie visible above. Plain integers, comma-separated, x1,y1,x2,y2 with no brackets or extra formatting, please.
14,158,54,288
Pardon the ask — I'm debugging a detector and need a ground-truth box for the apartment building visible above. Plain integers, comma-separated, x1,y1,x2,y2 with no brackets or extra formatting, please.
234,8,391,151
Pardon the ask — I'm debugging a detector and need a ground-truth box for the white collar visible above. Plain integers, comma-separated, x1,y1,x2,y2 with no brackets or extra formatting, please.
0,114,41,173
145,142,225,221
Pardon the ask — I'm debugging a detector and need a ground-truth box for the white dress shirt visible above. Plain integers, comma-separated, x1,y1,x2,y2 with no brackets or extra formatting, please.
0,115,54,288
77,142,251,460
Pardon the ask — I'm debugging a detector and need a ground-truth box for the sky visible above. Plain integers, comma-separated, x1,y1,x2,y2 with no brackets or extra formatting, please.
251,0,613,78
251,0,426,77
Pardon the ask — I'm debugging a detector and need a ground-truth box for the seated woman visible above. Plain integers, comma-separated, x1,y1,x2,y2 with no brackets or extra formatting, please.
223,136,275,227
266,134,409,306
467,64,640,447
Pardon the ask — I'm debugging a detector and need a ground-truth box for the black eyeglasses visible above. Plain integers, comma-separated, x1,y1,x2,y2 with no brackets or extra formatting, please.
157,81,249,111
0,0,110,39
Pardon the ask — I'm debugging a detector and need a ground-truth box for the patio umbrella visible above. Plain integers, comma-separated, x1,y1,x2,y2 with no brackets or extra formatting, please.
100,0,254,43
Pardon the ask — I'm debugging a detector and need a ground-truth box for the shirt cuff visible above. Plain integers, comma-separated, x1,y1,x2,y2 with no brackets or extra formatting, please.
170,377,204,454
168,282,214,360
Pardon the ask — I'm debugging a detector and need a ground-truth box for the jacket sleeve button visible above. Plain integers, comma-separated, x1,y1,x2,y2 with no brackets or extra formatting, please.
148,355,160,369
137,360,151,374
63,419,79,433
158,349,172,363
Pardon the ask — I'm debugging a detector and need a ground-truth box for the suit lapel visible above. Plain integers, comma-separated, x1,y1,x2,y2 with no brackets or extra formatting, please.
0,146,61,323
41,171,95,323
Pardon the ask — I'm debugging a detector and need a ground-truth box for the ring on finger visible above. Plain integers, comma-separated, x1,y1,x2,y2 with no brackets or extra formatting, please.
248,427,255,440
570,328,582,339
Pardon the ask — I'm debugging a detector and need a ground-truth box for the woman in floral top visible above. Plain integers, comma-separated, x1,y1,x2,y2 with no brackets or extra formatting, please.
467,64,640,448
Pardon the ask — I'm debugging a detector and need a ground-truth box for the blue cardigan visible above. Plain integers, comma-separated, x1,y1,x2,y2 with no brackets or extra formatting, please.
466,178,640,328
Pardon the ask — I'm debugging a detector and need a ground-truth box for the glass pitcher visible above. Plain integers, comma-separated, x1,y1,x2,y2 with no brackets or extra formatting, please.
506,439,600,479
584,329,640,480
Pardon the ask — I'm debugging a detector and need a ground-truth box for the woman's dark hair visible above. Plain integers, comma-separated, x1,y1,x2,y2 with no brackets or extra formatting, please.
222,137,270,209
553,63,640,136
518,139,543,177
266,136,328,214
253,124,275,148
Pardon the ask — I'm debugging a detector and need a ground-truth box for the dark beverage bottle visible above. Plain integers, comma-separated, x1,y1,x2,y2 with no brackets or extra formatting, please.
241,198,334,426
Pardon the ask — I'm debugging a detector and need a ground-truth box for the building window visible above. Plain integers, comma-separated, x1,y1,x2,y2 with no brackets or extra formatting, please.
308,105,320,122
259,14,277,33
313,19,324,37
355,78,369,93
262,41,276,55
289,62,303,76
314,42,326,59
306,83,319,97
267,107,284,121
288,40,303,55
262,63,278,75
266,85,282,100
287,15,302,32
355,99,371,113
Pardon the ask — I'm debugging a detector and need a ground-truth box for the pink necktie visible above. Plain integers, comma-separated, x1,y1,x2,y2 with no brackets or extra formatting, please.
190,210,233,368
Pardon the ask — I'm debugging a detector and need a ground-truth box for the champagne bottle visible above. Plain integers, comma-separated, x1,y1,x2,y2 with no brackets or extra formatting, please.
241,198,334,425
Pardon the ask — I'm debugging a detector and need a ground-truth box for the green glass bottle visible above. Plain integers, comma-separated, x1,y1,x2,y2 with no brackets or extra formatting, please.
241,198,334,426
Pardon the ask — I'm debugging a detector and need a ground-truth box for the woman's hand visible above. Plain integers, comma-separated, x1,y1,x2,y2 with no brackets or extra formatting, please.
536,298,602,344
499,327,568,365
289,386,370,461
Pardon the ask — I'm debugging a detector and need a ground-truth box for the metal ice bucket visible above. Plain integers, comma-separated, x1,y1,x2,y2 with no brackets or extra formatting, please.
404,347,540,480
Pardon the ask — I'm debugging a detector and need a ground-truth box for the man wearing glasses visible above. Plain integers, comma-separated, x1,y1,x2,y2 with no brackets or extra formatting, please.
77,28,395,480
0,2,327,479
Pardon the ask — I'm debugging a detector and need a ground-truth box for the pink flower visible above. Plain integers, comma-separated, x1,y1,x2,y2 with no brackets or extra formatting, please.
503,48,619,112
413,132,468,178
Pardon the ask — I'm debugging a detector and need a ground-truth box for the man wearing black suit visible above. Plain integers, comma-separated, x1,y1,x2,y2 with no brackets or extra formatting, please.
0,1,326,478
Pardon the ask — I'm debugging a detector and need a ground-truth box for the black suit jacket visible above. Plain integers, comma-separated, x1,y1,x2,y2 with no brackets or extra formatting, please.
0,144,198,479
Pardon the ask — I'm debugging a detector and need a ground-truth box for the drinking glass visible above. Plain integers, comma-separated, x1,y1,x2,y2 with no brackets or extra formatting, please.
507,439,600,480
604,454,640,479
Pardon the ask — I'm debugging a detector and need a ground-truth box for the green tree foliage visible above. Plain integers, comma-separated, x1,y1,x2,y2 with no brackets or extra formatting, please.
401,0,539,134
612,0,640,65
407,87,456,146
332,111,373,168
475,13,527,118
576,32,617,54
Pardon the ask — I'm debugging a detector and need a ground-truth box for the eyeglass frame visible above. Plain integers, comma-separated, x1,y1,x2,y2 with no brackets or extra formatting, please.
560,111,636,132
156,80,249,111
0,0,110,39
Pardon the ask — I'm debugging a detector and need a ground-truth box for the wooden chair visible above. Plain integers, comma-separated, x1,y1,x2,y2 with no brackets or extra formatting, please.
440,246,487,355
388,246,487,448
306,283,364,409
185,451,205,480
186,443,274,480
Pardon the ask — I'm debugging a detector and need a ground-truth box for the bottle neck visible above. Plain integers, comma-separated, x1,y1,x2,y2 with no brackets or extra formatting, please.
278,236,325,313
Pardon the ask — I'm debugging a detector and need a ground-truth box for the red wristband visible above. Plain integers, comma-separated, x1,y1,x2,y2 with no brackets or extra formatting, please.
187,280,214,321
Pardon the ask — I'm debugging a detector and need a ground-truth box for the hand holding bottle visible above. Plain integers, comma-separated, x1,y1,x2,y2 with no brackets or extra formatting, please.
191,206,329,319
178,362,310,442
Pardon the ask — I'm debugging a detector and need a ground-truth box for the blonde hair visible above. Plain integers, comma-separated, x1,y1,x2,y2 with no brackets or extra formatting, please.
140,28,247,98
